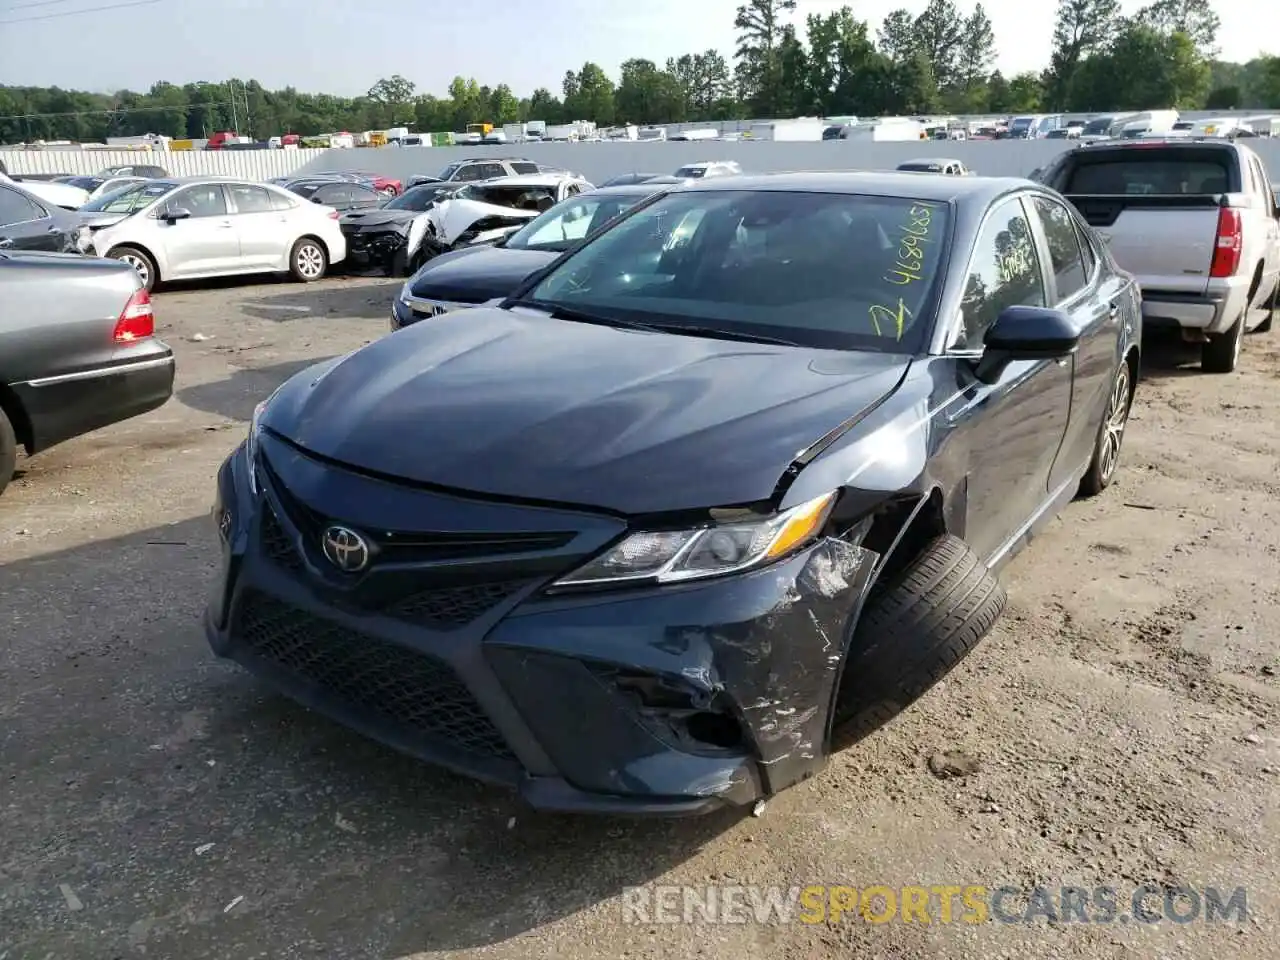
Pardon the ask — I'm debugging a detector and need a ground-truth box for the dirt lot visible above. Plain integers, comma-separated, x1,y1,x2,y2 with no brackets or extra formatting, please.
2,275,1278,960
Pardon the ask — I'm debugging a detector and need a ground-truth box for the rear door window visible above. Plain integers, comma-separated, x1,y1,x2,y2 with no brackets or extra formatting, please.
1031,196,1088,302
0,185,45,225
228,184,275,214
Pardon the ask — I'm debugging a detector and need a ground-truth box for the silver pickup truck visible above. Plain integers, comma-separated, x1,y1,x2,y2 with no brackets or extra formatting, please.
1036,139,1280,373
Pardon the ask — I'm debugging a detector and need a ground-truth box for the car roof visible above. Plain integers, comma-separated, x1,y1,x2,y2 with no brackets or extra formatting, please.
584,184,665,197
900,158,965,166
683,170,1024,203
472,173,582,187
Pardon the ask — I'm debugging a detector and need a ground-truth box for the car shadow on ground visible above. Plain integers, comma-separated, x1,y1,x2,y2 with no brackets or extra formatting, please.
1137,330,1214,380
178,357,339,422
3,515,741,959
239,278,401,322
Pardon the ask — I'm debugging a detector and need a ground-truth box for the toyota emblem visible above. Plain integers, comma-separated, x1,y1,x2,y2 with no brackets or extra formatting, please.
321,525,371,573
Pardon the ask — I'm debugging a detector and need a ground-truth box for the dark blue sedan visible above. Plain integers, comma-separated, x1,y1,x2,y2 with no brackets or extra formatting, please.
206,172,1140,815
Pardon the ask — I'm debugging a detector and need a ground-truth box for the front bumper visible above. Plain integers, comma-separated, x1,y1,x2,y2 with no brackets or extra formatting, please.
205,438,876,815
340,228,406,269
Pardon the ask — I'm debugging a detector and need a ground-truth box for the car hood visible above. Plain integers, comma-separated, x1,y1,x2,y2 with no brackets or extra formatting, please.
264,306,911,515
407,246,559,303
340,209,422,230
74,210,130,229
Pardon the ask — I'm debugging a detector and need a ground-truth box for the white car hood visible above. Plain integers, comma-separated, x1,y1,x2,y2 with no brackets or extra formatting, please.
429,198,540,246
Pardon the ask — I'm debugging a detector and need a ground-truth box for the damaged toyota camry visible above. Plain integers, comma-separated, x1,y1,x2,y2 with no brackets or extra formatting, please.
206,172,1141,815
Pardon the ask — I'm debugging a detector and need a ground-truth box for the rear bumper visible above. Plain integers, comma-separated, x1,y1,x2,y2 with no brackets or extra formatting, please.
12,346,175,453
204,440,876,815
1140,277,1250,334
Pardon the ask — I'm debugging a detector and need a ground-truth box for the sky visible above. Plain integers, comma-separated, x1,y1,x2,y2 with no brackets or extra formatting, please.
0,0,1274,99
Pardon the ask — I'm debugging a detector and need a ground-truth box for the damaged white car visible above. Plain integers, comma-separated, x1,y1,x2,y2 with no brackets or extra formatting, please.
340,173,593,276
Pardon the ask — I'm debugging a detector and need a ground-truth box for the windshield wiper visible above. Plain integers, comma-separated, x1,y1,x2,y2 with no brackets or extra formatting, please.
651,324,802,347
507,300,802,345
506,299,669,333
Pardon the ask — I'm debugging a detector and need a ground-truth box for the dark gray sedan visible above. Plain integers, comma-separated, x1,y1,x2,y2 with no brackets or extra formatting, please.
0,252,175,496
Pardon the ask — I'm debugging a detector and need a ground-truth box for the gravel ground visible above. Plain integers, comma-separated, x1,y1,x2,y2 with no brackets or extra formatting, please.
2,275,1277,960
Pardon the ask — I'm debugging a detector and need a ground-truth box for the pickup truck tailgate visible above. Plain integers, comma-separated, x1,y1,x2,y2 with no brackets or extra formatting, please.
1052,143,1240,297
1065,195,1222,295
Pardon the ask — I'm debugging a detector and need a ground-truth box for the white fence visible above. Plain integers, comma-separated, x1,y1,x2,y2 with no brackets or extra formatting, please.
4,140,1280,187
0,148,327,179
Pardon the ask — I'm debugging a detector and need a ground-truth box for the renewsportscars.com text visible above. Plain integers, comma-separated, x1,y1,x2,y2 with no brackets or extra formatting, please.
620,884,1249,926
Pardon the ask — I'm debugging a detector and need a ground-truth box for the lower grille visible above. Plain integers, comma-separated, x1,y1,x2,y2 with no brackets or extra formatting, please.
233,591,516,762
389,580,527,629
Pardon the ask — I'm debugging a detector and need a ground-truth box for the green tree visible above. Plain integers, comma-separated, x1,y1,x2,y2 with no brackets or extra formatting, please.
489,84,520,124
1252,56,1280,109
615,59,681,123
367,74,416,126
1006,71,1045,112
1135,0,1219,53
733,0,798,115
564,62,615,124
876,9,917,62
914,0,965,90
1044,0,1122,109
526,87,563,124
1203,85,1240,110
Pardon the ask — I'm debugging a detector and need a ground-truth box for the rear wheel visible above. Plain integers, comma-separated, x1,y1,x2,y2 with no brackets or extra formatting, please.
289,238,327,282
830,535,1007,749
107,245,156,293
1078,359,1133,497
379,186,397,198
0,406,16,498
1202,310,1244,373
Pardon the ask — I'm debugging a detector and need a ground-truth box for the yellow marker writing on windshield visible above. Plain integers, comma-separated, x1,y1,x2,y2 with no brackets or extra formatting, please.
868,298,912,340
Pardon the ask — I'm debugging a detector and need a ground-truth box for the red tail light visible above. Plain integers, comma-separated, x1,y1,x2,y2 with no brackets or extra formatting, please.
112,288,154,342
1209,208,1243,278
328,209,340,219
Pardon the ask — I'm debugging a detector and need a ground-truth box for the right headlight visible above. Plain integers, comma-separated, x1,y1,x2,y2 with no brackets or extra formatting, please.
397,280,413,306
551,492,837,589
244,399,267,495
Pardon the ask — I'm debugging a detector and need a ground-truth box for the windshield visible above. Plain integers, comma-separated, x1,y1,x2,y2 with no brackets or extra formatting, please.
506,190,654,252
80,180,178,213
65,176,104,190
673,166,708,179
385,185,453,211
519,189,949,353
437,162,462,180
1081,118,1115,135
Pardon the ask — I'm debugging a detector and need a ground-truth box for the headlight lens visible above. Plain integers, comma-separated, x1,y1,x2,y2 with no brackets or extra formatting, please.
553,492,837,588
73,225,92,253
245,399,267,494
398,280,413,305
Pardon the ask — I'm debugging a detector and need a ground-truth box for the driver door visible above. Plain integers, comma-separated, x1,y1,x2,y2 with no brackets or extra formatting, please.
940,194,1074,565
156,184,240,278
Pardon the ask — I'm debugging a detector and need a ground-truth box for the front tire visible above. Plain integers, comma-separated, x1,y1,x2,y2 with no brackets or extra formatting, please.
1078,358,1133,497
290,238,328,283
107,245,156,293
0,406,15,498
1202,309,1244,373
830,535,1007,748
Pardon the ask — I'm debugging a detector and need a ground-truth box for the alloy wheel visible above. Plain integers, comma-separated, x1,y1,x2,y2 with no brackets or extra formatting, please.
117,252,149,286
296,243,324,279
1098,365,1130,482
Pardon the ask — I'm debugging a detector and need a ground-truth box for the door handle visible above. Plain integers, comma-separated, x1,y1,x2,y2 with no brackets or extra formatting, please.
47,224,62,232
0,237,12,248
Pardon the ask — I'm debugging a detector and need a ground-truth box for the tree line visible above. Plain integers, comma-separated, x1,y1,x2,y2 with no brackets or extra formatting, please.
1,0,1278,144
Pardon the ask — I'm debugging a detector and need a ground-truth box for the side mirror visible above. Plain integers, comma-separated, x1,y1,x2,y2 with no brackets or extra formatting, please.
973,306,1080,385
162,207,191,222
